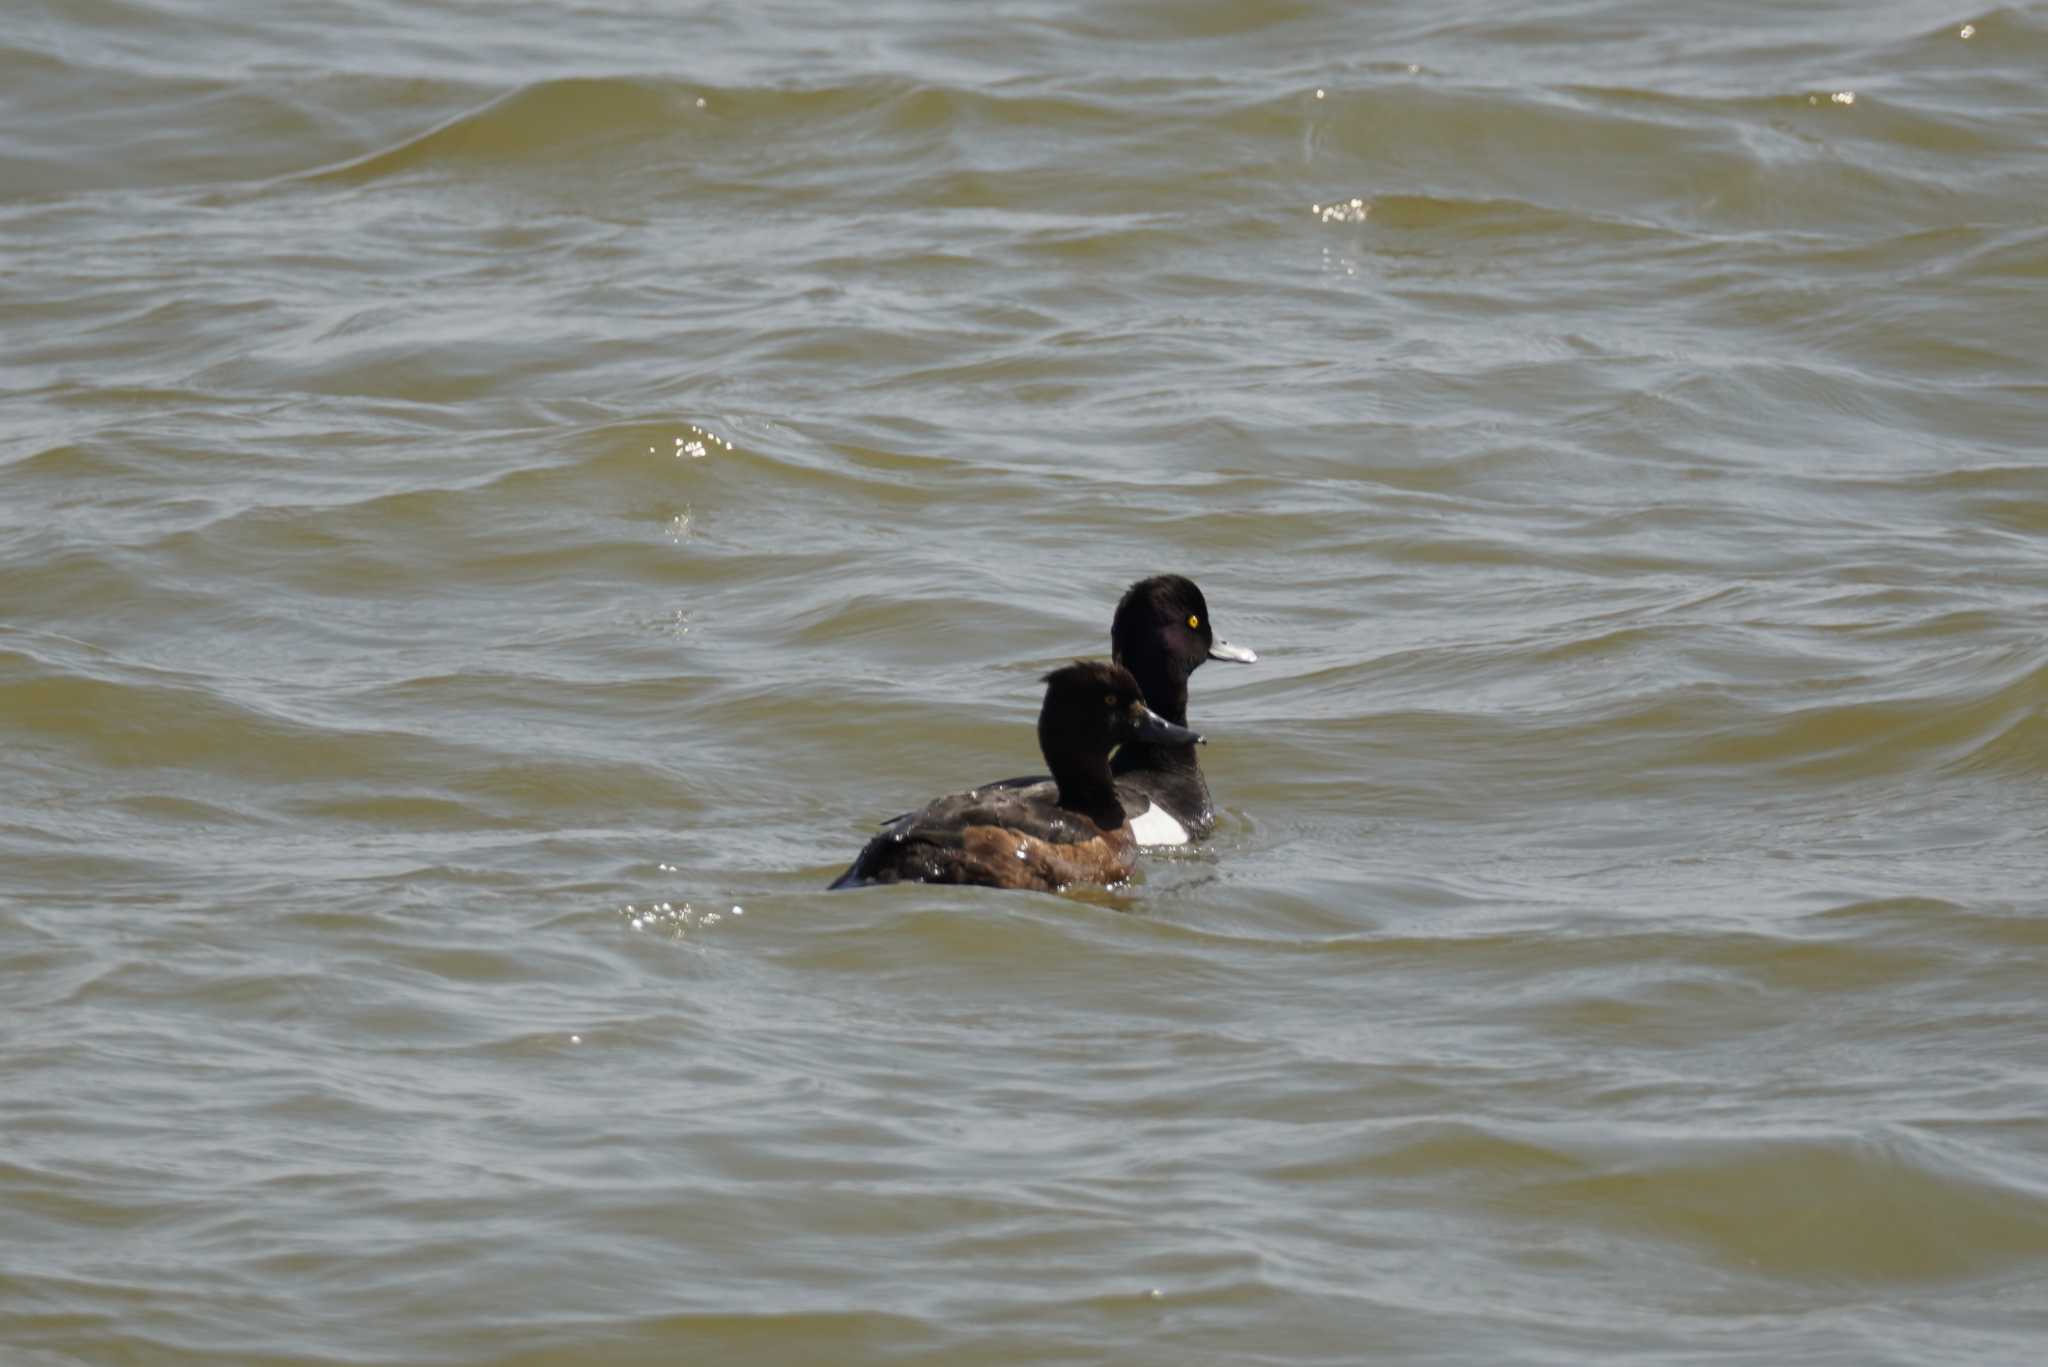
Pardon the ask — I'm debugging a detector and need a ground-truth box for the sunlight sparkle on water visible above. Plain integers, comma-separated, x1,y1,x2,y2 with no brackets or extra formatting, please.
649,424,732,459
623,900,720,938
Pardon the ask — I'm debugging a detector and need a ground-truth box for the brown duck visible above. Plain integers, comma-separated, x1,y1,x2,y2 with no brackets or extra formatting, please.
828,659,1204,892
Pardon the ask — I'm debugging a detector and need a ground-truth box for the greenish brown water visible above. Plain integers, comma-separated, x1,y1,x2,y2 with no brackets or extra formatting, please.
5,2,2047,1363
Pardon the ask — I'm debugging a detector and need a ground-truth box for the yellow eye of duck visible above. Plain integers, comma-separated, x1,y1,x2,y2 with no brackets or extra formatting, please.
1188,614,1200,628
1104,692,1117,706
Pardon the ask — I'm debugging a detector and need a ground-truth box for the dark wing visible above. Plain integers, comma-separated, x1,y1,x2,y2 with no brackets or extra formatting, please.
882,785,1100,848
830,786,1132,891
894,773,1214,843
876,772,1051,828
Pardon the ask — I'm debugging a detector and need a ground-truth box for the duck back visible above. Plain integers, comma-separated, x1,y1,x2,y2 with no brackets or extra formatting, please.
829,786,1134,891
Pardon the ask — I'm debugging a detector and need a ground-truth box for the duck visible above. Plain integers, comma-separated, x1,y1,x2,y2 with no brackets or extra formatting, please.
828,659,1204,891
1103,574,1255,843
906,576,1255,846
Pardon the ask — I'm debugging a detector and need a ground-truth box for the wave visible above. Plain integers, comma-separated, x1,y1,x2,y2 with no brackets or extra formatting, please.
0,635,700,827
302,74,1142,187
1503,1123,2048,1283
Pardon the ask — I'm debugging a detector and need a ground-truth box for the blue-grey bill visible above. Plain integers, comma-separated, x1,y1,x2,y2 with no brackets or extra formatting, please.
1133,705,1204,746
1209,640,1257,664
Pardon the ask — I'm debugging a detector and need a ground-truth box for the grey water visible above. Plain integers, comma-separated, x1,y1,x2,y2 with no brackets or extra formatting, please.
5,1,2048,1362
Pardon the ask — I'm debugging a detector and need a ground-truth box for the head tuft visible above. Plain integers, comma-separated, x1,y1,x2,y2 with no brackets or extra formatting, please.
1042,657,1142,701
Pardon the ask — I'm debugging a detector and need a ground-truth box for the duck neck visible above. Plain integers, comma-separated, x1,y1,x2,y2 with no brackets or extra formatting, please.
1055,763,1126,830
1111,736,1201,778
1109,664,1199,777
1135,669,1190,727
1041,727,1126,830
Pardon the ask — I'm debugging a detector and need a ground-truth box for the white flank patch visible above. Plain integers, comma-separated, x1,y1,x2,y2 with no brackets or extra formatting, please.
1128,802,1190,847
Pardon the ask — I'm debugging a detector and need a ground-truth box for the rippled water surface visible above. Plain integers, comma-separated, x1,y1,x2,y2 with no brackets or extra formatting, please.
6,1,2048,1362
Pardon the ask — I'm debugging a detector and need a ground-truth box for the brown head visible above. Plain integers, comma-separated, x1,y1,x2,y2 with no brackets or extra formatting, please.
1036,659,1203,826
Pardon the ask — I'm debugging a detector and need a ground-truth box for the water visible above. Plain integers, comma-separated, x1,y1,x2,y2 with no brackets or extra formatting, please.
5,1,2047,1362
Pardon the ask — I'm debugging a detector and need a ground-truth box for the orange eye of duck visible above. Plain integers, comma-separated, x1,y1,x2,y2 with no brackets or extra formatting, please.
1187,614,1200,628
1104,692,1117,706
